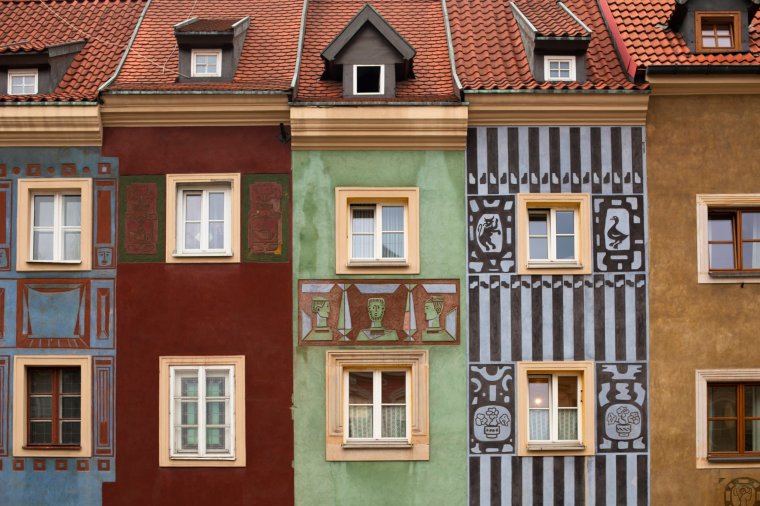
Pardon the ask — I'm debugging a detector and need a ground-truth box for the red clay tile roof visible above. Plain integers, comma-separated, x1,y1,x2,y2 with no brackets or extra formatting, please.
0,0,146,102
513,0,590,37
295,0,459,102
175,18,241,33
603,0,760,72
110,0,302,93
448,0,640,91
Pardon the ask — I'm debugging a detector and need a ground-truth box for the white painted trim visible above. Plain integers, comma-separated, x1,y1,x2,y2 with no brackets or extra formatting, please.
440,0,463,93
8,68,38,95
544,56,577,82
191,49,222,78
353,64,385,96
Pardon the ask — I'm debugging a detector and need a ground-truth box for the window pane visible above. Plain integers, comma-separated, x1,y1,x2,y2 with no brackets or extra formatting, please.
208,222,224,249
742,212,760,239
63,231,80,261
709,385,737,417
61,369,81,394
708,217,733,241
529,409,550,440
33,231,54,261
557,376,578,407
351,208,375,234
181,427,198,450
556,211,574,235
30,369,53,393
556,236,575,260
348,372,373,404
356,66,381,93
709,420,737,452
746,386,760,417
528,377,549,409
382,372,406,403
61,421,80,444
709,243,735,269
184,193,202,222
529,237,548,260
33,196,54,227
528,214,548,235
352,235,374,259
746,420,760,452
184,223,201,250
209,192,225,221
61,396,81,419
381,406,406,438
181,376,198,397
30,396,52,418
382,232,404,258
206,428,225,449
206,376,226,397
181,401,198,425
348,405,373,438
743,242,760,269
382,206,404,232
29,421,52,444
557,409,578,440
62,196,81,226
206,401,226,425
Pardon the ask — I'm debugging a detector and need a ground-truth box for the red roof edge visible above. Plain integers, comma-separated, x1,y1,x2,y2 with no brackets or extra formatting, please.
596,0,639,79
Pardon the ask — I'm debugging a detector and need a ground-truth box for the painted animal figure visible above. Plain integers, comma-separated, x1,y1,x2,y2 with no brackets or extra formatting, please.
477,216,501,251
607,216,627,249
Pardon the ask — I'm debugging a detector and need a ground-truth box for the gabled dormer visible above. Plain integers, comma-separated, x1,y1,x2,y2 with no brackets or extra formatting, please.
0,40,85,95
510,0,592,83
669,0,759,53
321,4,415,99
173,17,250,82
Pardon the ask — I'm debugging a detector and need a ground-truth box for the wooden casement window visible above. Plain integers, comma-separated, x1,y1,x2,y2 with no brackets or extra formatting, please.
696,12,741,52
527,374,582,444
26,367,81,448
345,369,410,443
707,210,760,272
707,383,760,459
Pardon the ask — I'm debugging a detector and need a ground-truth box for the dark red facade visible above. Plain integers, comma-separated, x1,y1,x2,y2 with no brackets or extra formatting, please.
101,126,293,506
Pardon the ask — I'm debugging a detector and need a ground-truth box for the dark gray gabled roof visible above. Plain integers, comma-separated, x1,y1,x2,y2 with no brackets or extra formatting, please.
321,3,416,61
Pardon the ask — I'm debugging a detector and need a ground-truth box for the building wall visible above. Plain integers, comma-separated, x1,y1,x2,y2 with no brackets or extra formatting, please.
292,150,467,505
646,95,760,504
0,146,117,506
101,126,294,506
465,126,650,505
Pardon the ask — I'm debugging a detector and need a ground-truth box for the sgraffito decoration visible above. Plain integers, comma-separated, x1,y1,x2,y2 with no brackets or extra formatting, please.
593,196,645,272
17,279,90,348
118,175,165,262
597,363,647,452
470,364,514,454
298,279,459,345
0,355,7,457
93,357,115,457
0,182,11,272
93,180,117,269
242,174,290,262
468,196,515,273
725,478,760,506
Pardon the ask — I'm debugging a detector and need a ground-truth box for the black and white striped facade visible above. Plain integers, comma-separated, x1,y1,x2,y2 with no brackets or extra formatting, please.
467,126,649,505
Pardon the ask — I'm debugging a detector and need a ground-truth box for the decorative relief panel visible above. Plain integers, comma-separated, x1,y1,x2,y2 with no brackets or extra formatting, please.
725,478,760,506
468,196,515,274
93,180,116,269
0,182,11,272
470,364,514,454
93,357,115,456
242,174,290,262
593,196,645,272
118,176,165,262
298,280,459,345
17,279,90,348
0,355,7,456
596,362,648,452
90,280,114,349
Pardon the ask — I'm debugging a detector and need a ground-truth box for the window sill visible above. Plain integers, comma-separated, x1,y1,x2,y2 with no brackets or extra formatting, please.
709,271,760,278
23,445,81,450
343,441,412,449
172,252,233,258
526,442,585,452
526,261,582,269
27,260,82,265
170,454,236,460
708,456,760,463
347,260,409,267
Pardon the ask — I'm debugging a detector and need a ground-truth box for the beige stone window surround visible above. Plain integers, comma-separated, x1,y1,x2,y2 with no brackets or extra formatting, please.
17,178,93,272
166,173,241,263
158,355,246,467
516,193,591,275
335,187,419,274
325,349,428,461
516,361,595,456
12,355,92,458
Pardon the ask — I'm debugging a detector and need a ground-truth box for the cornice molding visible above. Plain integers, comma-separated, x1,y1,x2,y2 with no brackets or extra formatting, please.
100,93,290,127
465,93,649,126
647,74,760,95
290,105,468,150
0,104,102,146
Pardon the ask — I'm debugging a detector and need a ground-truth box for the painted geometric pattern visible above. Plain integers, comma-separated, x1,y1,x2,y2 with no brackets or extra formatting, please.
242,174,291,262
119,175,165,262
298,280,459,345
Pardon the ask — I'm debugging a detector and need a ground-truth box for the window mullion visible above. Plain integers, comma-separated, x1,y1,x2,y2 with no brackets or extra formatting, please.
54,193,62,262
200,190,209,251
375,204,382,260
373,370,382,439
551,374,558,442
549,209,557,262
199,367,206,457
178,190,186,254
52,370,60,445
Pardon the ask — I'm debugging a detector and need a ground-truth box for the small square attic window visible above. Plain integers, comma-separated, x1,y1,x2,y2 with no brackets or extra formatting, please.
696,12,741,52
544,56,576,82
191,49,222,77
8,69,38,95
353,65,384,95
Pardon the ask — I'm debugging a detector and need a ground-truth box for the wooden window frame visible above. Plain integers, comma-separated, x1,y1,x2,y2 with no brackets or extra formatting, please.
343,369,411,443
695,11,741,53
175,185,232,256
29,191,83,263
26,367,82,449
707,209,760,273
353,64,385,96
527,373,582,444
706,382,760,460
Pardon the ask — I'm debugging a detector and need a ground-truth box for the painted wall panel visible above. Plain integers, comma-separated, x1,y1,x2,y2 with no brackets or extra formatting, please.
242,173,291,262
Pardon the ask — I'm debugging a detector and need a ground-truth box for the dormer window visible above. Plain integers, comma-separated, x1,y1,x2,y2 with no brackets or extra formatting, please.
353,65,384,95
191,49,222,77
544,56,576,82
696,12,741,52
8,69,38,95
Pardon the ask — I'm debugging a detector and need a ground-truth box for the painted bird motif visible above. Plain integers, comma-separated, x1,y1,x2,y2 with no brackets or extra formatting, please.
606,216,628,249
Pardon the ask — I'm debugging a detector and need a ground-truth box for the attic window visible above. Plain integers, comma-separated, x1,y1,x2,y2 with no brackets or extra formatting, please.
695,12,741,52
191,49,222,77
8,69,38,95
353,65,384,95
544,56,576,82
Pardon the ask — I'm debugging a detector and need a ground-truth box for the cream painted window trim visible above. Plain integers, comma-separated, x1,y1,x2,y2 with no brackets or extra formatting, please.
696,194,760,284
166,173,241,263
17,179,92,272
516,193,591,275
544,56,576,82
159,356,245,467
516,361,595,457
12,355,92,458
335,187,419,274
326,350,428,461
191,49,222,78
696,369,760,469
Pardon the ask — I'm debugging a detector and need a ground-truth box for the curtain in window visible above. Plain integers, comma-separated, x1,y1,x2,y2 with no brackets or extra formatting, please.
381,206,404,258
529,409,550,440
351,209,375,258
744,212,760,269
381,406,405,438
557,409,578,440
348,405,373,438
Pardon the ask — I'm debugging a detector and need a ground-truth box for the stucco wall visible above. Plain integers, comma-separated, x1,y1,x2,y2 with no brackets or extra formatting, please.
292,150,467,506
647,95,760,504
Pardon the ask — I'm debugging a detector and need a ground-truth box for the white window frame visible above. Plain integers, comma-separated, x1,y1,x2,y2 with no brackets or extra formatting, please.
527,207,579,265
8,68,38,95
348,202,408,264
169,365,235,460
353,64,385,95
343,369,411,444
175,184,232,257
544,56,576,82
29,191,82,263
191,49,222,77
527,373,582,444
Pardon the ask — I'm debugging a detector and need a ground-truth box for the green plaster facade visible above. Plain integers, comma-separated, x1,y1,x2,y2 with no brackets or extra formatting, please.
292,150,467,506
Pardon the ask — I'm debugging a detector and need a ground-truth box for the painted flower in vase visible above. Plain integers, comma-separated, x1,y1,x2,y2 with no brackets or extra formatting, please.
606,405,641,438
475,407,511,439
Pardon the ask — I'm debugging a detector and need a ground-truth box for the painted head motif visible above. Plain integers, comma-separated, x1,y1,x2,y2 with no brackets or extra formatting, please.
424,296,445,321
367,298,386,322
311,297,330,319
